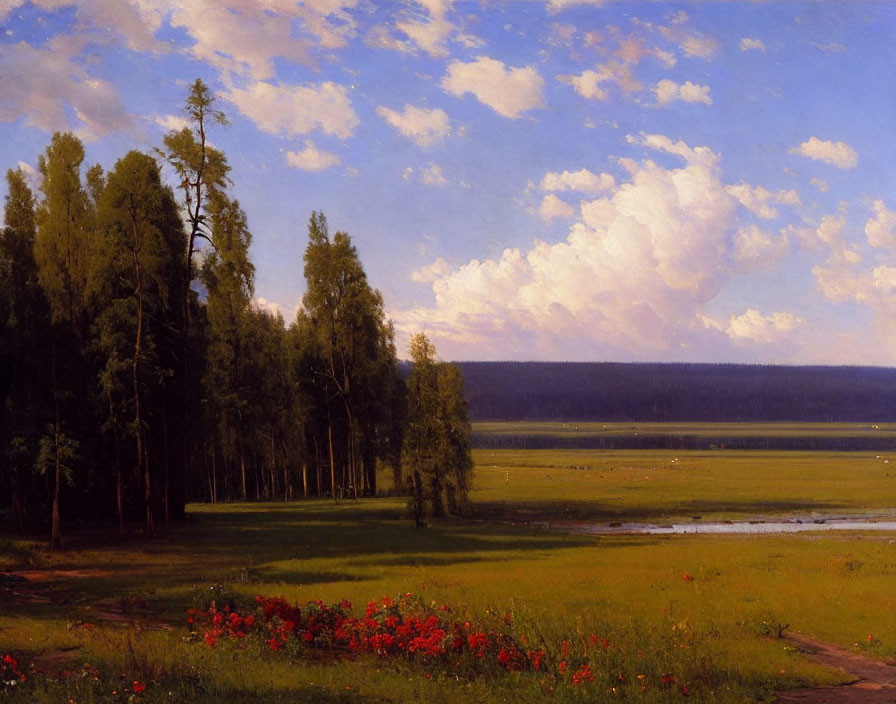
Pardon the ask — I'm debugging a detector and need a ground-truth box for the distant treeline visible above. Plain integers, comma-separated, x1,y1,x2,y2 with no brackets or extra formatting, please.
457,362,896,422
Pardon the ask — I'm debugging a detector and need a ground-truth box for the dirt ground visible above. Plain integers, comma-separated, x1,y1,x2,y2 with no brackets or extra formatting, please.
777,634,896,703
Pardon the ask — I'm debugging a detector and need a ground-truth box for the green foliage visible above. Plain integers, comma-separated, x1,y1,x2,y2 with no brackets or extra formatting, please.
403,333,473,523
1,167,51,530
35,427,78,486
302,212,402,499
34,132,91,335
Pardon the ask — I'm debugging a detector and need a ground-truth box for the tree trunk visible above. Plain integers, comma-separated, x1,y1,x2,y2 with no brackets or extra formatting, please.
313,435,322,498
107,390,124,535
211,443,218,503
133,242,153,535
50,343,63,549
412,470,424,528
162,398,170,524
239,421,247,500
328,421,337,502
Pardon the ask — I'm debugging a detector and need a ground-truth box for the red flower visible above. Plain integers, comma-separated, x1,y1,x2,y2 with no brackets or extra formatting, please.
132,681,146,694
572,664,594,685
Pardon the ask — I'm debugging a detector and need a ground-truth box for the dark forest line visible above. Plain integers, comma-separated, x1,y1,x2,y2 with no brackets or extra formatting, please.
457,362,896,422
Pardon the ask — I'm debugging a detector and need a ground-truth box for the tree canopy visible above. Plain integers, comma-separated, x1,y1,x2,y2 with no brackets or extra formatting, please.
0,81,468,541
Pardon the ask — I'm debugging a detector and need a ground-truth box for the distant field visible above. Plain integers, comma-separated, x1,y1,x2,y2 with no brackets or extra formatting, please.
472,421,896,450
470,448,896,524
474,421,896,437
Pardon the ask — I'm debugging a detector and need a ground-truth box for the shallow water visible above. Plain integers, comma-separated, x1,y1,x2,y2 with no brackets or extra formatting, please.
573,519,896,535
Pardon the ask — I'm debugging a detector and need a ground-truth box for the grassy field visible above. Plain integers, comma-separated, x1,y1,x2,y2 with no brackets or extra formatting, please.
2,448,895,703
471,421,896,451
470,449,896,522
473,422,896,438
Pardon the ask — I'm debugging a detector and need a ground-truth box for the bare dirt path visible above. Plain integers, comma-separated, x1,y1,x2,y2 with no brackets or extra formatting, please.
777,634,896,703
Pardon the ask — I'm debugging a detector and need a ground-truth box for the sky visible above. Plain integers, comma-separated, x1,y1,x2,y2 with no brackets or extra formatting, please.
1,1,896,364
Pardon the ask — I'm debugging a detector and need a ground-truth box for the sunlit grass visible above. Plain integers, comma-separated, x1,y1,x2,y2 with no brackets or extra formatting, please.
2,448,895,702
474,421,896,438
472,448,896,522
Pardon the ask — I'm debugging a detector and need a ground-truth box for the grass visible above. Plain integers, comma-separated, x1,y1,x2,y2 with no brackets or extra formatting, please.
473,422,896,438
472,449,896,522
2,448,895,702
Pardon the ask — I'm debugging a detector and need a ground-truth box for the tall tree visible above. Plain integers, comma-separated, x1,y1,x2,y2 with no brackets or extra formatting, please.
93,151,186,533
0,168,51,530
34,132,92,548
403,334,439,526
435,363,473,514
159,78,230,517
35,132,91,340
200,194,254,499
303,212,394,500
403,333,472,524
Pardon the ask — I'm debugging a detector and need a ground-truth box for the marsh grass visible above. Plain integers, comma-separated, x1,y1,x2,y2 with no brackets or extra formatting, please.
2,448,894,702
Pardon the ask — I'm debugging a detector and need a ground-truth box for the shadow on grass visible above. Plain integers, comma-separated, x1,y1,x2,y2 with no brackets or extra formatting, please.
470,498,847,523
2,499,634,627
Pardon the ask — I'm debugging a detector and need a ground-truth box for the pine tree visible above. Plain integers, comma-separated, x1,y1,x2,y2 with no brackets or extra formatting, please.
0,168,51,530
403,333,472,524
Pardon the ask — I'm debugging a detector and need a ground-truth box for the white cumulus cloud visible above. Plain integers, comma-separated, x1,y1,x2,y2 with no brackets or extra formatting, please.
541,168,615,194
223,80,359,139
817,214,846,246
393,134,747,360
168,0,358,80
547,0,605,11
865,200,896,248
660,26,719,59
732,225,791,271
0,35,132,139
654,79,712,106
539,194,575,220
285,140,341,171
369,0,481,58
726,309,802,344
740,38,765,51
412,257,452,283
790,137,858,169
151,113,191,132
421,163,448,186
558,62,642,100
725,182,800,219
376,104,450,147
442,56,544,119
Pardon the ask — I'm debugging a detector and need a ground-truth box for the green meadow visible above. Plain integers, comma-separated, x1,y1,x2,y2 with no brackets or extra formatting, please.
2,445,896,703
473,421,896,438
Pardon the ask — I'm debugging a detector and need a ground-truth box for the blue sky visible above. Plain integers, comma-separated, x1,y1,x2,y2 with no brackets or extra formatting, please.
2,1,895,363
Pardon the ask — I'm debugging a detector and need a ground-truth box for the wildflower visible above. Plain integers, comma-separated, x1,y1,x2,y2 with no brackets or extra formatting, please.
572,664,594,685
682,573,695,582
132,681,146,694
